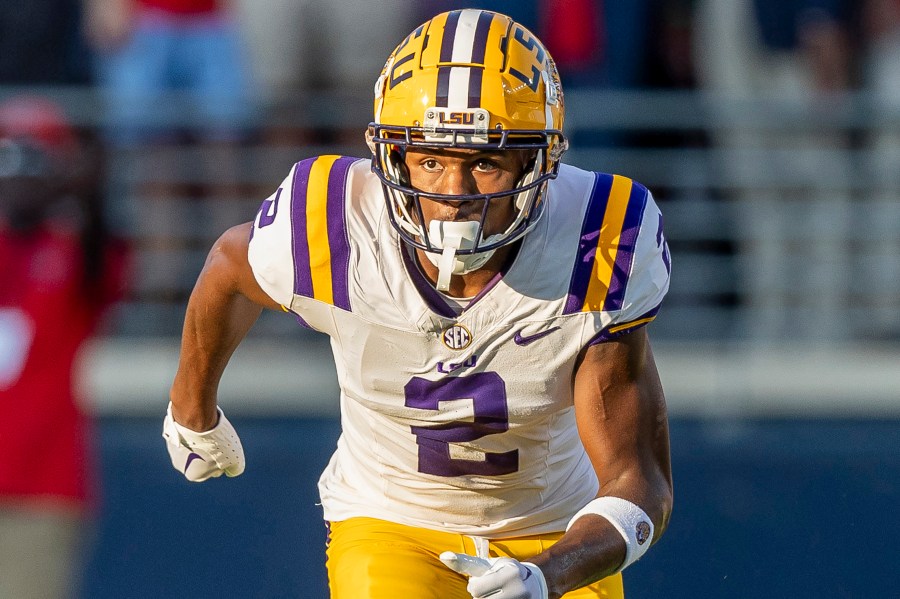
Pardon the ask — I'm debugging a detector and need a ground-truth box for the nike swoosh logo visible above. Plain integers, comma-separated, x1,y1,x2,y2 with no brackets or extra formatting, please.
184,452,206,471
513,326,561,346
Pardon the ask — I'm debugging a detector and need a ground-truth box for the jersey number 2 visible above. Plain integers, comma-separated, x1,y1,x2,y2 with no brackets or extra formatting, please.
404,373,518,477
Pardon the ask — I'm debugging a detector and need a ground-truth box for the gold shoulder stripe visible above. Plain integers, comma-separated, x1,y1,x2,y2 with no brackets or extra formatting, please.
306,155,341,305
582,174,634,312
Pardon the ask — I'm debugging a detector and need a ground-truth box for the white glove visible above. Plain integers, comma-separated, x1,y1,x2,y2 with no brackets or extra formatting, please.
162,402,245,482
440,551,549,599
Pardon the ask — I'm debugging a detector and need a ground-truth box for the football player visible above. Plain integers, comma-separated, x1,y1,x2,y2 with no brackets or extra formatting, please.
165,9,673,599
1,96,128,599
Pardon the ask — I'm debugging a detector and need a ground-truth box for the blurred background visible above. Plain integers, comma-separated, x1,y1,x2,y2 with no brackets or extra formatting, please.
1,0,898,597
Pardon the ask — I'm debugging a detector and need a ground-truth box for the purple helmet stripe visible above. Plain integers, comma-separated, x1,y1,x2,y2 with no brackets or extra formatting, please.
440,10,463,63
326,156,355,311
290,158,315,298
564,173,614,314
471,11,494,65
603,182,648,311
436,66,451,107
468,66,483,108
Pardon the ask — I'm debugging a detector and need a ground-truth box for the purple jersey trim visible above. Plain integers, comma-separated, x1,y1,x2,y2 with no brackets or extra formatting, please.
294,313,313,329
468,268,504,305
603,181,648,312
400,242,511,318
290,159,315,299
400,245,458,318
587,306,660,346
564,173,614,314
326,156,356,311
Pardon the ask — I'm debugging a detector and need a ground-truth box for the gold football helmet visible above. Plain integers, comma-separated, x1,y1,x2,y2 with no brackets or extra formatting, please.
369,9,567,277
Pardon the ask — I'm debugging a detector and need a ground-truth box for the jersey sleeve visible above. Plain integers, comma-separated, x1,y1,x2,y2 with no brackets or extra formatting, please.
247,164,297,308
563,173,671,343
247,155,359,311
599,188,670,340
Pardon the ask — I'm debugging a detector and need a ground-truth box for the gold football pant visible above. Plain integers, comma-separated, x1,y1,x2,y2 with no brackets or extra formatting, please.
326,517,624,599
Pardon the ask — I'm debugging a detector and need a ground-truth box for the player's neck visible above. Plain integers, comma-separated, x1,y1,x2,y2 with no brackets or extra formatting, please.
414,243,519,298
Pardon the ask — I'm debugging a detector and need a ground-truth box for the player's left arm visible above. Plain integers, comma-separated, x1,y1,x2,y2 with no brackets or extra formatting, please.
530,326,673,597
442,184,673,598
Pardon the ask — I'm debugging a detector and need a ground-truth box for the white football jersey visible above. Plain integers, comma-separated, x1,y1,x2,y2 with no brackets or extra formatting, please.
247,155,670,537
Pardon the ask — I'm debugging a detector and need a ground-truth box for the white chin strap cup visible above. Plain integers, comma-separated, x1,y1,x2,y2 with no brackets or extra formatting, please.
437,235,463,291
425,220,496,291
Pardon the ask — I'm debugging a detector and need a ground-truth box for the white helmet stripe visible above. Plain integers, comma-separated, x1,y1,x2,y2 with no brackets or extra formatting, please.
448,67,471,110
451,10,483,62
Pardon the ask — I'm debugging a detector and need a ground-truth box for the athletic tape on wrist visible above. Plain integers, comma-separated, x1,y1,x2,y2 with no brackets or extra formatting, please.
565,496,654,572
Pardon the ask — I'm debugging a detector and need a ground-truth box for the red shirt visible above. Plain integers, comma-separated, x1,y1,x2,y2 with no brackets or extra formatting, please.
138,0,220,15
0,224,126,509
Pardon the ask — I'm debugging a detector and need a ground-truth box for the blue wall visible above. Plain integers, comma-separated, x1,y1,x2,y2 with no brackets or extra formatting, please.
81,417,900,598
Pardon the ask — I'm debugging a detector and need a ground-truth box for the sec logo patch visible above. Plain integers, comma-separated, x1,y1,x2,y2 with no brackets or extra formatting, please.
441,324,472,350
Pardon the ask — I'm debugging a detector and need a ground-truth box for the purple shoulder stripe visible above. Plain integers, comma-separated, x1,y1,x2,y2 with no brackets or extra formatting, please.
326,156,356,311
290,159,315,299
603,181,649,312
564,173,614,314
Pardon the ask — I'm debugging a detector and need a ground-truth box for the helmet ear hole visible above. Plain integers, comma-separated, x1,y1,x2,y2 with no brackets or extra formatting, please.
523,151,538,176
388,147,410,186
365,126,377,154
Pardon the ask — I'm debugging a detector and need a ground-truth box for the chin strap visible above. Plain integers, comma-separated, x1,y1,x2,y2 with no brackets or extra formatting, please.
436,232,463,292
425,220,497,291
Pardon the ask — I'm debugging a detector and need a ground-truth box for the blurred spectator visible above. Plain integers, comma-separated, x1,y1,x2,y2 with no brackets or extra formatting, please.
0,0,92,85
235,0,417,147
539,0,604,82
538,0,652,89
85,0,255,149
0,96,129,599
644,0,698,90
420,1,652,90
419,1,538,29
84,0,256,299
693,0,855,341
695,0,853,93
416,1,649,150
539,0,653,147
859,0,900,338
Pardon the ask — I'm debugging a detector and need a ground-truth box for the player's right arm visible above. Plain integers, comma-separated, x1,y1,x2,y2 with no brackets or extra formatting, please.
168,222,280,432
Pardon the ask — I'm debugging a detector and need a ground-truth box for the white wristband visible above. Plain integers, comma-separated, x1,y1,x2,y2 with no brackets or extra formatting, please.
566,496,654,573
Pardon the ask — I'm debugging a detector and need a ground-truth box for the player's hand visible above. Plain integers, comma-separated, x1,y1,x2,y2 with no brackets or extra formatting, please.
440,551,549,599
162,402,245,482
